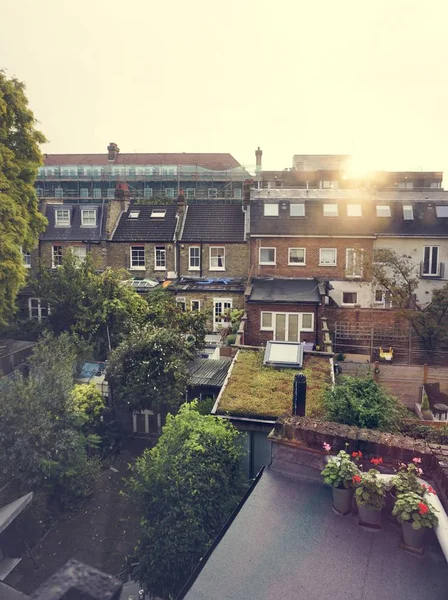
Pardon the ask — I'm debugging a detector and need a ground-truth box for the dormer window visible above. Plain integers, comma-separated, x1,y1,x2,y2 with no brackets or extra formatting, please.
435,205,448,217
129,211,140,219
55,208,70,226
376,205,391,217
151,209,166,218
264,203,279,217
403,205,414,220
347,204,362,217
323,204,338,217
290,203,305,217
81,209,96,227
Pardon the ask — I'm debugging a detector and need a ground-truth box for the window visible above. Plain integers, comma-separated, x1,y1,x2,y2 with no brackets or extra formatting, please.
93,188,101,199
264,203,279,216
162,167,177,176
189,247,200,270
165,188,175,199
430,182,442,189
144,187,153,199
208,188,218,199
342,292,358,305
209,247,225,270
403,205,414,220
128,210,140,219
81,209,96,227
422,246,439,276
186,188,195,200
155,246,166,270
176,297,186,312
191,300,201,311
234,188,242,199
259,247,276,265
319,248,337,266
302,313,313,330
151,209,166,218
288,248,306,265
29,298,50,321
290,203,305,217
347,204,362,217
55,209,70,226
345,248,363,278
260,312,314,340
213,299,232,330
52,245,63,268
80,188,89,199
36,187,43,197
107,188,115,199
398,181,414,189
436,205,448,217
323,204,338,217
376,205,391,217
71,246,87,262
22,248,31,268
374,289,385,304
130,246,145,269
55,187,64,198
261,312,273,330
321,180,338,189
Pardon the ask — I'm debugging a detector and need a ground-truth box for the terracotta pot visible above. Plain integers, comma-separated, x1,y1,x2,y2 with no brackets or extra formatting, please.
357,503,382,529
401,521,426,552
332,487,353,516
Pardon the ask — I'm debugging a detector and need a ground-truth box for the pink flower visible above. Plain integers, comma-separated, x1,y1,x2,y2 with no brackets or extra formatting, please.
322,442,332,452
399,462,407,468
417,467,423,476
412,457,422,464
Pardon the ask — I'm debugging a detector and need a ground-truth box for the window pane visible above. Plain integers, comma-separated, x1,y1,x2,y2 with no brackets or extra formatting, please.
376,205,391,217
403,205,414,220
260,248,275,263
320,249,336,265
436,205,448,217
375,290,384,303
288,314,299,342
191,300,200,311
431,246,438,274
53,246,63,266
275,314,286,341
302,314,313,330
323,204,338,217
155,246,166,268
343,292,357,304
290,203,305,217
131,246,145,267
261,313,272,329
189,247,200,268
210,247,224,269
289,248,305,264
347,204,362,217
264,203,279,216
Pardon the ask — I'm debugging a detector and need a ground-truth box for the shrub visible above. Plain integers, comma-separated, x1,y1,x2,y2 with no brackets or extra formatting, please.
324,376,405,431
421,390,430,412
400,422,448,445
226,333,237,346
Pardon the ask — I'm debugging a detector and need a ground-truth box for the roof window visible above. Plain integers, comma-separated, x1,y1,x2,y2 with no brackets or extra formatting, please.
376,205,391,217
347,204,362,217
403,205,414,220
435,205,448,217
128,211,140,219
151,209,166,218
290,203,305,217
264,203,279,217
323,204,338,217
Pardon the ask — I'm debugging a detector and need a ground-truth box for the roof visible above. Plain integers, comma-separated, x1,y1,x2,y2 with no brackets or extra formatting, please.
0,340,35,359
0,493,33,535
0,582,29,600
111,204,178,242
182,469,448,600
171,277,246,293
181,205,246,243
247,278,322,304
40,204,107,242
43,153,242,171
188,358,232,388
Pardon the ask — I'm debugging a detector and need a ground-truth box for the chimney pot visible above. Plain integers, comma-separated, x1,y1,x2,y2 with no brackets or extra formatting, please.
107,142,120,162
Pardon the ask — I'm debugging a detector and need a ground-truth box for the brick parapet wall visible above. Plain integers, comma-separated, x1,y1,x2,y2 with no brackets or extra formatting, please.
269,416,448,509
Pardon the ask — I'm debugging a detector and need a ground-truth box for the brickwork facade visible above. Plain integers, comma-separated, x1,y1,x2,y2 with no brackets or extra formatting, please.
179,243,249,278
107,242,175,279
39,241,107,270
324,306,407,330
173,289,244,331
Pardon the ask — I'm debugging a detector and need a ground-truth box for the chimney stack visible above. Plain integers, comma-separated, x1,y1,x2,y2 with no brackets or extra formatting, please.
176,190,186,215
292,374,307,416
255,147,262,174
107,142,120,162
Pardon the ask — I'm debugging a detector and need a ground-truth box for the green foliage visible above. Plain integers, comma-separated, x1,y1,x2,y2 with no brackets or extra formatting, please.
392,492,438,529
33,252,147,356
128,402,247,597
226,333,237,346
391,462,424,495
324,376,406,431
354,469,387,510
400,421,448,445
0,70,47,324
70,383,105,425
421,391,430,412
107,325,193,412
192,396,216,415
336,352,346,362
321,450,360,489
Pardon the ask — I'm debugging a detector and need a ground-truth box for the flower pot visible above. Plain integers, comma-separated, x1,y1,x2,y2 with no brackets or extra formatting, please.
332,487,353,516
401,521,426,553
357,503,382,529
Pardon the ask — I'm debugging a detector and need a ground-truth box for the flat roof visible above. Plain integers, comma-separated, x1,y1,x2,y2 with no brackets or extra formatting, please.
182,469,448,600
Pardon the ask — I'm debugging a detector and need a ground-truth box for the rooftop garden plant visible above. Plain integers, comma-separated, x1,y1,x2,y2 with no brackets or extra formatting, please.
391,458,425,496
321,448,360,490
392,492,438,530
354,467,387,511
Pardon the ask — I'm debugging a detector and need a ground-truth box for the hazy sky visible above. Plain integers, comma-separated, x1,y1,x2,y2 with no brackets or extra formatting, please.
2,0,448,176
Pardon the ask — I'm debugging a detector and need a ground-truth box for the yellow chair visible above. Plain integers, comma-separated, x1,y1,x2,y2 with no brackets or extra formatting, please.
379,347,393,361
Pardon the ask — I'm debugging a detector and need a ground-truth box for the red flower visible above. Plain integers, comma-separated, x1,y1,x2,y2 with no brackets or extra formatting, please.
352,475,361,484
418,502,429,515
352,451,363,458
370,457,383,466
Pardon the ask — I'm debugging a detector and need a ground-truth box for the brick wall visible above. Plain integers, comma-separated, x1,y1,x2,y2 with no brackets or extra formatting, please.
245,302,320,346
325,306,407,330
107,242,175,279
106,199,128,237
179,243,249,278
174,289,244,331
39,241,107,270
250,236,373,279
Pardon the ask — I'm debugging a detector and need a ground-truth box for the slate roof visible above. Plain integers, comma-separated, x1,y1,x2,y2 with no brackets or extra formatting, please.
188,358,232,388
247,278,322,304
182,469,448,600
111,204,178,242
171,277,246,293
181,205,246,243
40,204,107,242
43,153,242,171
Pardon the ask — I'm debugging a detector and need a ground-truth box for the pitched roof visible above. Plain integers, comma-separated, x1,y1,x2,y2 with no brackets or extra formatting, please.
188,358,232,388
40,204,107,241
181,204,246,242
111,204,178,242
247,278,321,304
43,153,242,171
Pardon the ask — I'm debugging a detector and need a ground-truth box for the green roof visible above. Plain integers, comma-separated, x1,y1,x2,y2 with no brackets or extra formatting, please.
216,350,332,420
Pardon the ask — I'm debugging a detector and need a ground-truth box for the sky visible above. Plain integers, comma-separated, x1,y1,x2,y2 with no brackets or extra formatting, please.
2,0,448,178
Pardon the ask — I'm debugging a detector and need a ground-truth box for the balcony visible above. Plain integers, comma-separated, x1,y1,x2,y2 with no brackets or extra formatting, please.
419,262,445,279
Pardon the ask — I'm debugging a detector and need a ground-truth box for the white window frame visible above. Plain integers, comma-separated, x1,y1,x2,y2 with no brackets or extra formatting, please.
208,188,218,199
29,298,50,321
403,205,414,220
347,204,362,217
144,187,153,199
154,246,166,270
323,204,338,217
130,246,146,270
151,209,166,219
259,247,276,265
213,298,232,330
376,205,391,217
288,248,306,265
345,248,363,278
290,203,305,217
189,246,201,271
209,247,225,271
21,247,31,268
191,300,201,311
342,292,358,306
54,187,64,199
55,209,70,226
260,311,314,339
319,248,337,266
164,188,175,199
422,246,440,276
264,203,279,217
374,289,385,304
435,205,448,218
176,297,186,312
129,210,140,219
81,209,96,227
107,188,115,199
52,245,63,268
186,188,196,200
260,312,273,330
93,188,102,199
70,246,87,262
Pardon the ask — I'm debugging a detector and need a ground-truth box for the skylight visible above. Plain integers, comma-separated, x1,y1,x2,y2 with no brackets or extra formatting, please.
263,341,304,369
347,204,362,217
129,211,140,219
151,209,166,218
403,205,414,220
376,205,391,217
436,205,448,218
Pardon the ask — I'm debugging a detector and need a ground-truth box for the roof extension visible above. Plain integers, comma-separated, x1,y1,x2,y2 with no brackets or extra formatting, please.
111,204,178,242
181,204,246,243
40,204,108,242
247,278,322,304
188,358,232,389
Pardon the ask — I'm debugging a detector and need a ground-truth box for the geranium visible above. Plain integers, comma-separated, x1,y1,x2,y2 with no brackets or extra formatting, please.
370,457,383,466
417,467,423,476
421,483,436,495
322,442,332,452
412,457,422,464
418,502,429,515
393,492,438,529
352,474,361,484
321,449,360,489
352,451,362,459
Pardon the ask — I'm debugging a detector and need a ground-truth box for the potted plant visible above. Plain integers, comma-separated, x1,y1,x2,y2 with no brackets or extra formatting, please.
321,445,360,516
391,459,424,498
354,466,387,528
392,492,438,552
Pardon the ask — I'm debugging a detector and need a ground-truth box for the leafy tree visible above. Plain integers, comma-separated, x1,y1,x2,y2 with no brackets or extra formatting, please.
33,251,148,356
324,376,406,431
70,383,105,426
107,326,193,412
366,249,448,353
0,70,47,323
128,402,247,598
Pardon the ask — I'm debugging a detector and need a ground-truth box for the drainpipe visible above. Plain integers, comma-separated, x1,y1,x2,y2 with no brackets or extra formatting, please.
200,241,203,278
314,305,319,348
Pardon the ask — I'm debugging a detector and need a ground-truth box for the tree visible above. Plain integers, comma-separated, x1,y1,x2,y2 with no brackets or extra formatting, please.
367,249,448,352
107,326,193,412
33,251,148,356
128,402,247,598
0,71,47,323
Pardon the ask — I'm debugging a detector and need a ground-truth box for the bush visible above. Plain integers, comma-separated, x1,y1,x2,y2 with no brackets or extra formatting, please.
226,333,237,346
400,422,448,445
324,376,406,431
421,391,430,412
193,397,216,415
